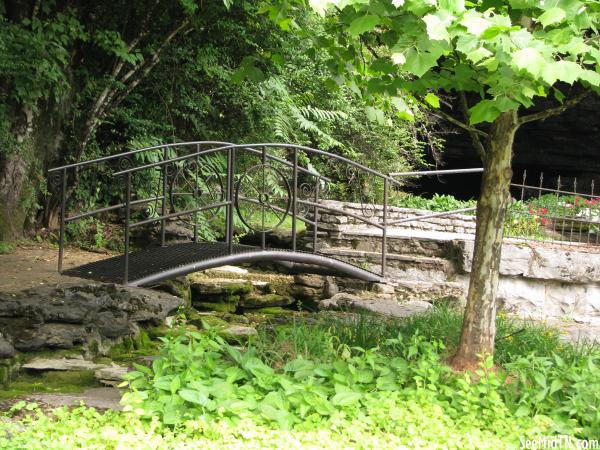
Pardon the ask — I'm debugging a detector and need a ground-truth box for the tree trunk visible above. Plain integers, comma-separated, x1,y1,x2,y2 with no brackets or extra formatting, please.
452,110,519,370
0,152,30,240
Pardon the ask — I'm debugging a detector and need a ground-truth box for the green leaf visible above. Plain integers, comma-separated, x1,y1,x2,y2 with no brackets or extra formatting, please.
403,49,439,77
331,391,362,406
348,15,380,37
178,388,209,406
170,375,181,394
469,99,501,125
424,92,440,108
554,60,583,84
513,48,546,78
549,379,563,394
466,47,492,63
538,7,566,28
423,14,449,42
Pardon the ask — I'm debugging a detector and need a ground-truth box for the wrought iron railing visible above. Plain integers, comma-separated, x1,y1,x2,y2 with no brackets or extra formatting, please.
508,171,600,247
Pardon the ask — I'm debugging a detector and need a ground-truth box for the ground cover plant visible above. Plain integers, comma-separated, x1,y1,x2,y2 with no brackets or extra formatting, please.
1,306,598,449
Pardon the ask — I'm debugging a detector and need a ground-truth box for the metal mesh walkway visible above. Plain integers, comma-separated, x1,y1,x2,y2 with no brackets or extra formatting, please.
62,242,382,285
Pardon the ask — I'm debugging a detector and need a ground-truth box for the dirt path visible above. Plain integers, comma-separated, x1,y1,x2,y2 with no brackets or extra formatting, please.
0,242,110,293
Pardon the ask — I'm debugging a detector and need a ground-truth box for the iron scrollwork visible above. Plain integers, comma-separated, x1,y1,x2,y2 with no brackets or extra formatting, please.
168,157,225,226
235,163,291,232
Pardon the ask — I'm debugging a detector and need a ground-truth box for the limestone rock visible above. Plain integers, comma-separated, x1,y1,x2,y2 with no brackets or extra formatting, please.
0,283,183,353
219,325,258,343
190,279,253,297
22,357,106,371
241,293,294,308
0,335,15,358
95,365,128,386
294,274,325,289
319,293,432,318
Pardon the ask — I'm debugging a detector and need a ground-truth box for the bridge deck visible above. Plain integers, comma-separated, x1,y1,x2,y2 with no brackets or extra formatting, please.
62,242,383,286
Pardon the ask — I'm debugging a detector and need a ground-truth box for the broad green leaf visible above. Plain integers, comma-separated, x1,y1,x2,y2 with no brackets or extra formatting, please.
331,391,362,406
178,388,209,406
513,48,546,78
580,69,600,86
391,53,406,65
554,60,583,84
469,99,502,124
467,46,492,63
424,92,440,108
403,48,439,77
423,14,450,42
391,96,415,120
439,0,464,13
538,7,566,28
347,15,380,37
461,16,491,36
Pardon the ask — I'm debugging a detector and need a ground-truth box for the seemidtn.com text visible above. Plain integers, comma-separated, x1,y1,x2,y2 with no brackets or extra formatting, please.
521,435,599,449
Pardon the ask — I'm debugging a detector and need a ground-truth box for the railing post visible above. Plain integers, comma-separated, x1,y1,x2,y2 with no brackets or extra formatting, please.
261,146,267,250
292,148,298,252
193,153,199,243
58,167,67,273
313,176,320,254
381,178,388,277
227,147,235,254
161,147,168,247
124,172,132,284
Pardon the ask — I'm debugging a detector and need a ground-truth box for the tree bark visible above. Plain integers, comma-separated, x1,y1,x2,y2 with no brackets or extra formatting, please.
0,152,29,240
452,110,519,370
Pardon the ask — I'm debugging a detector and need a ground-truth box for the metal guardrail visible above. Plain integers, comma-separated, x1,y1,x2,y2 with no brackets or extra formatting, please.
50,145,491,285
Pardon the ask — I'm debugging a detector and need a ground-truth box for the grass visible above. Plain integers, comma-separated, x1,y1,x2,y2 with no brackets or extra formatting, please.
0,241,15,254
0,370,99,400
251,304,595,366
2,307,599,448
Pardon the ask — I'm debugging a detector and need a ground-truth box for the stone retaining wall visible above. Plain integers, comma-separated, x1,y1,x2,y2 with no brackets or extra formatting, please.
312,200,600,325
314,200,476,234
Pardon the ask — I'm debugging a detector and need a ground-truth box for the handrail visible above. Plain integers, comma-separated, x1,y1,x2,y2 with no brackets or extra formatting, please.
385,206,477,226
48,140,232,173
112,142,401,186
48,140,331,182
390,168,483,177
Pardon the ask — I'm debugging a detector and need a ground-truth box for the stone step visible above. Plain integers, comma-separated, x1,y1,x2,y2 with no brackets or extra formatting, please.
390,279,466,302
318,247,457,282
314,230,459,258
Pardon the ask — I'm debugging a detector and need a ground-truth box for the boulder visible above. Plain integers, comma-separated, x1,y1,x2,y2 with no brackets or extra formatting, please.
293,274,325,288
0,283,183,353
95,364,128,387
219,325,258,343
22,357,106,371
0,335,15,358
241,293,294,308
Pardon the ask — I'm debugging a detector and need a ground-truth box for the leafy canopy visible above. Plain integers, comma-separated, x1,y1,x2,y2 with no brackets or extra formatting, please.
290,0,600,124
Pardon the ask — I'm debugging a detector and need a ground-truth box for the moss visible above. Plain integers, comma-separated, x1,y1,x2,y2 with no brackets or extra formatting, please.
107,329,158,361
265,281,294,297
193,302,238,313
242,293,294,308
164,279,192,308
253,307,292,315
0,370,99,399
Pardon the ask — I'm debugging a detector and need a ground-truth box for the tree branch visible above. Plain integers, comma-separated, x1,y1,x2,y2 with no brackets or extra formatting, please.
76,17,190,162
458,92,487,161
429,106,489,139
519,90,590,125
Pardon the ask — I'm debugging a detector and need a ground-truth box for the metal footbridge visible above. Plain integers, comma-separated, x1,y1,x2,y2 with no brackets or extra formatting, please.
49,141,480,287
